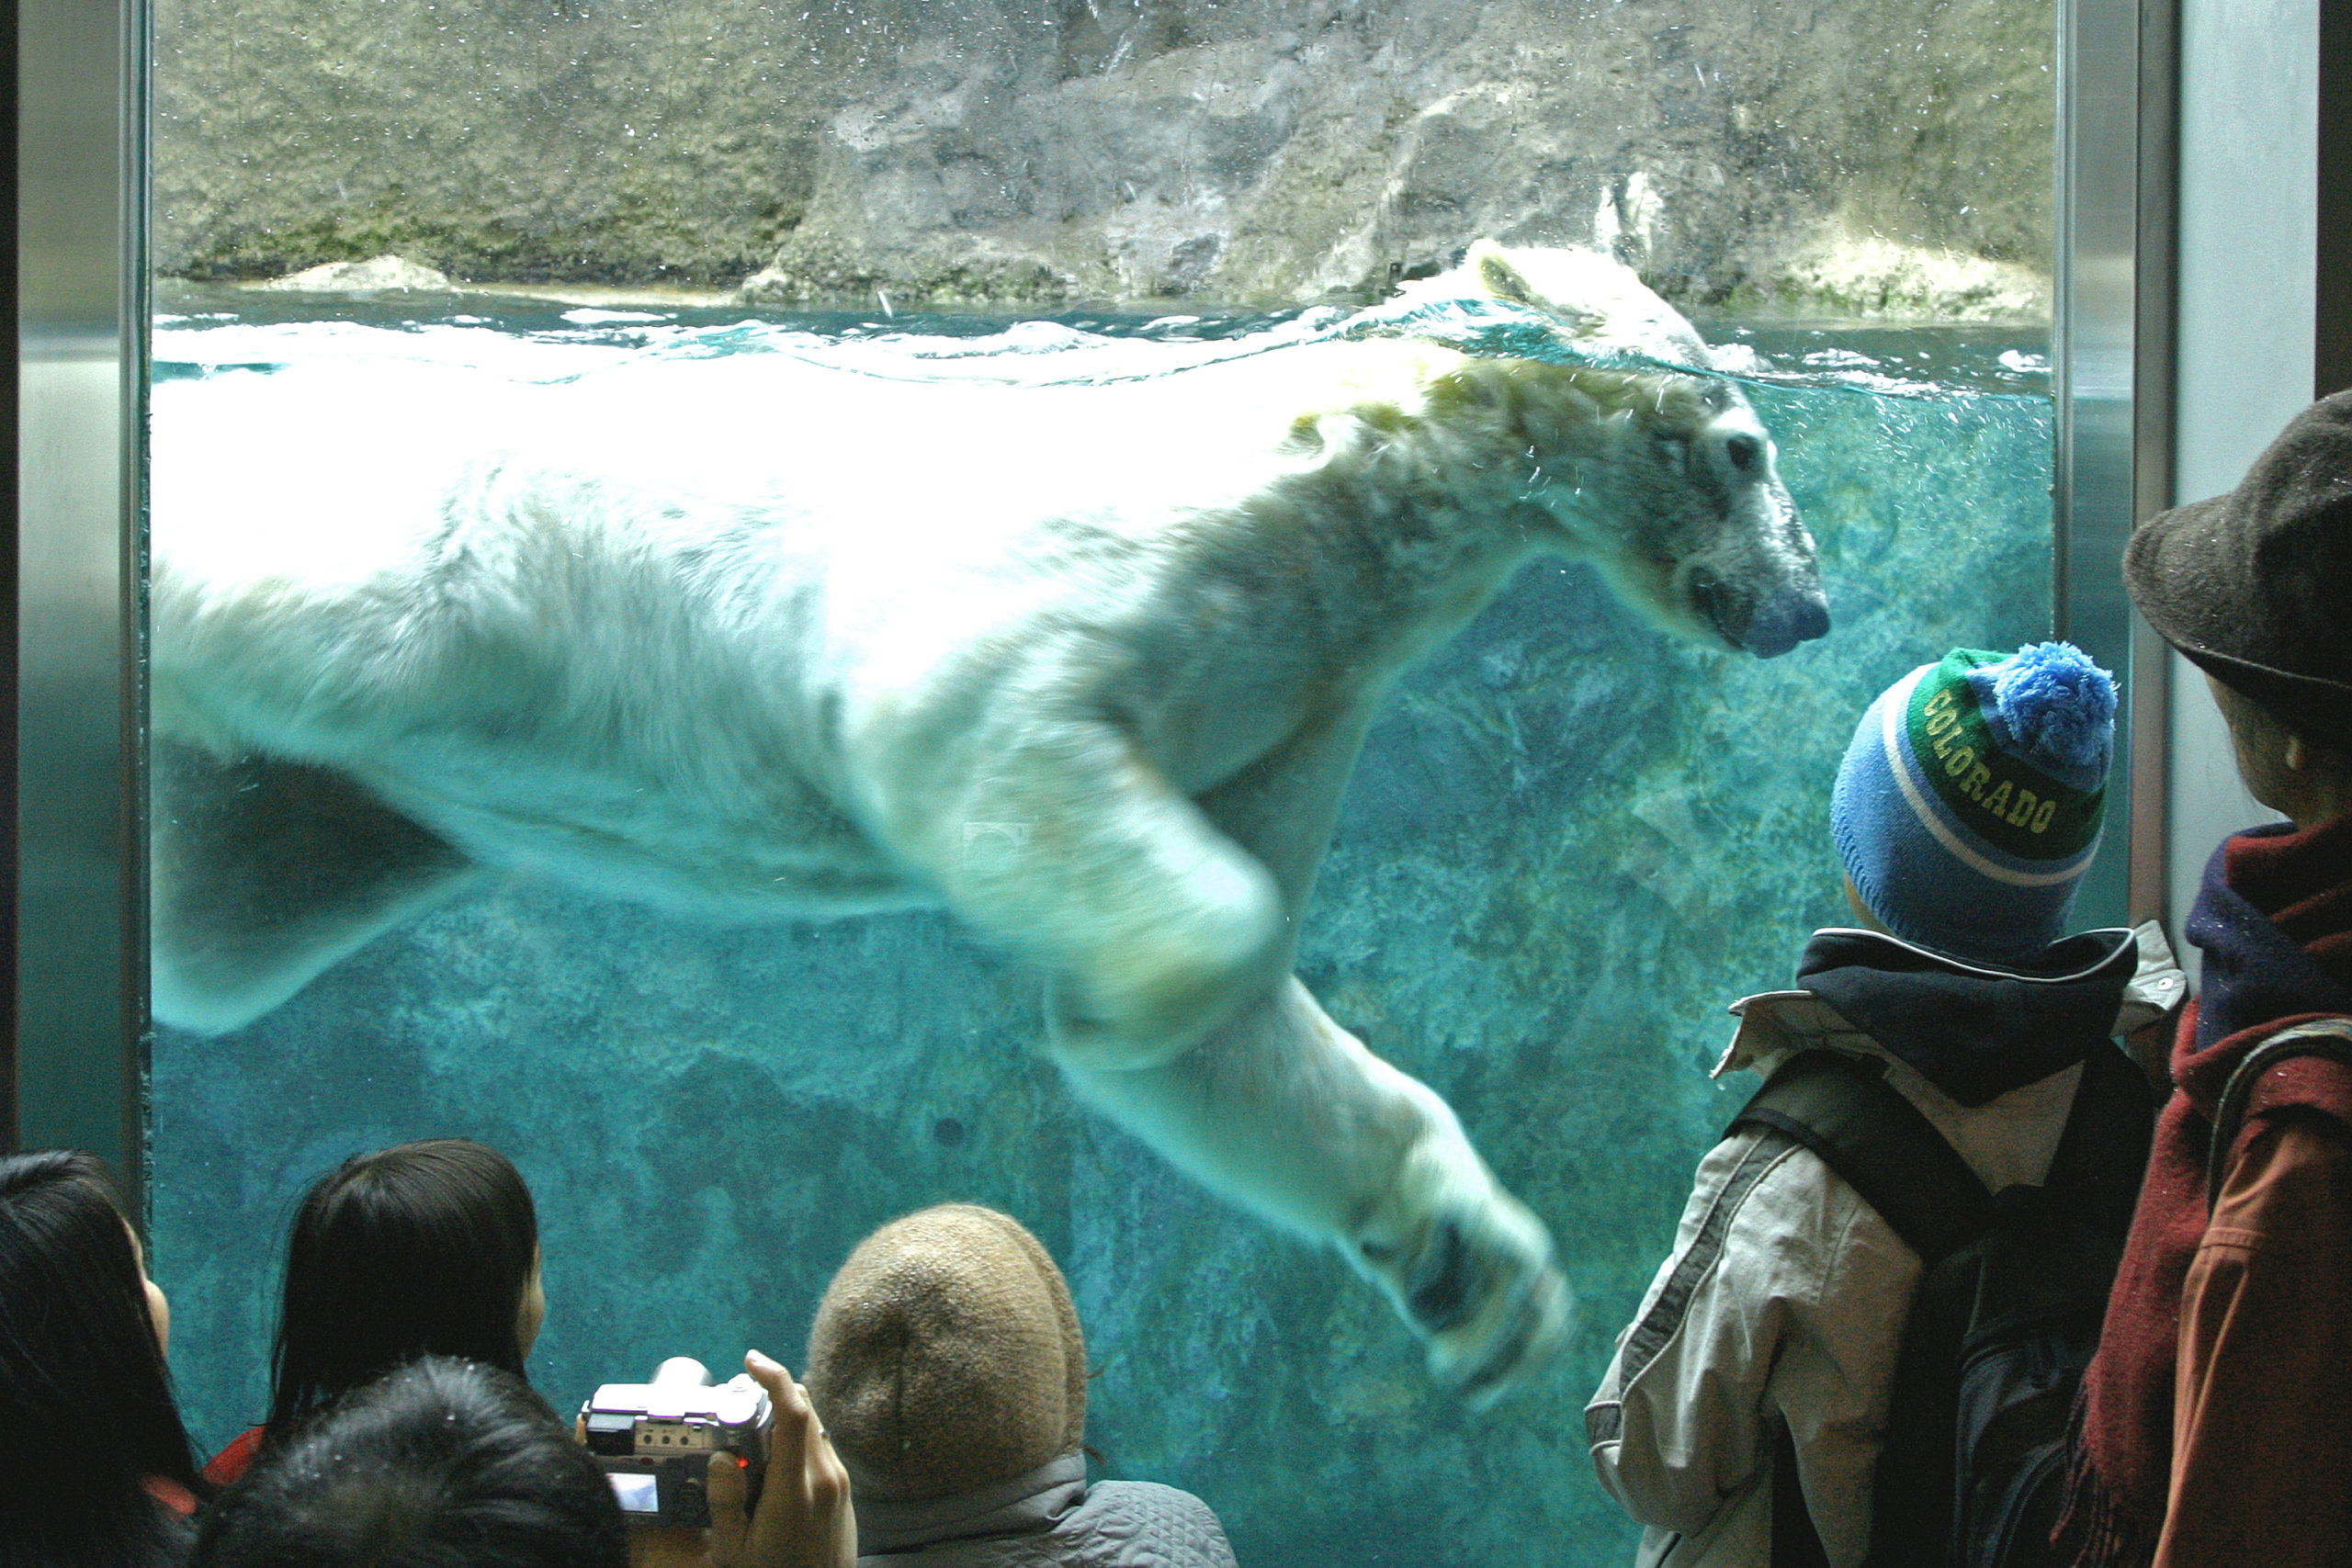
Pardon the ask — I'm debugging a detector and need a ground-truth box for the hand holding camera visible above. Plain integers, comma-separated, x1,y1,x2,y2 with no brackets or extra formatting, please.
711,1352,854,1568
585,1350,854,1568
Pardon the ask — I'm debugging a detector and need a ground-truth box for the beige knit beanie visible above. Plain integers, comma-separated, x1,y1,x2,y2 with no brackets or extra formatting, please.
803,1204,1088,1504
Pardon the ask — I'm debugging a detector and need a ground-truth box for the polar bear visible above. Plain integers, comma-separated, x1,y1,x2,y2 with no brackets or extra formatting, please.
148,242,1826,1403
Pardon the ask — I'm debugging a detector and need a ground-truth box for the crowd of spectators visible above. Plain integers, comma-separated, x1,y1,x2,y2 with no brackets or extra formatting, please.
0,1130,1237,1568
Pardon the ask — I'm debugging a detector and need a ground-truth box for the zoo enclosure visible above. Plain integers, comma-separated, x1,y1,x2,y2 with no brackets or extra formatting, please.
5,5,2348,1558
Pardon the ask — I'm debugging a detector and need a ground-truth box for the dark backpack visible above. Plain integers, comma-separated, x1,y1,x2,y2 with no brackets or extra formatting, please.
1733,1039,2155,1568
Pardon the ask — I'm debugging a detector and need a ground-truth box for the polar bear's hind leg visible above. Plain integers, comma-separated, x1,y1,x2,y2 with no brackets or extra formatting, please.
152,741,486,1034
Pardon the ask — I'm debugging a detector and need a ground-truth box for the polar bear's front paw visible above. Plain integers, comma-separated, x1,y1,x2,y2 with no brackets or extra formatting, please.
1351,1144,1572,1407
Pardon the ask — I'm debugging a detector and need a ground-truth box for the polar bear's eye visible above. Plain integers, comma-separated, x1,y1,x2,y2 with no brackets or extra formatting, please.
1725,434,1764,473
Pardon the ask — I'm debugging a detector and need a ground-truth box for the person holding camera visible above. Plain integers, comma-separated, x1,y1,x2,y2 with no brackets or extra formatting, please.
189,1351,854,1568
201,1136,853,1564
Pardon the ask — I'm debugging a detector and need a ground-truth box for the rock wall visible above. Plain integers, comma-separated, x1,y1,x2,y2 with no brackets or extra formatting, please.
158,0,2055,313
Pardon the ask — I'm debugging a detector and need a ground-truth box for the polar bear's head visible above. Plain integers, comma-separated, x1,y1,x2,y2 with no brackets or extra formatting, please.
1415,241,1829,660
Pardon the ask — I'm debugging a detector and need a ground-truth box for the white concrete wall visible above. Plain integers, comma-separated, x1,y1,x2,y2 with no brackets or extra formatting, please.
2165,0,2319,970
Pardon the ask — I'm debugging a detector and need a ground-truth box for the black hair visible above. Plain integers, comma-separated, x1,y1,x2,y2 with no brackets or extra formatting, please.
266,1139,539,1440
193,1357,628,1568
0,1151,203,1568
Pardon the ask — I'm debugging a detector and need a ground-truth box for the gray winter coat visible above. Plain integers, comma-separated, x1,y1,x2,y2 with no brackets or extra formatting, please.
853,1453,1238,1568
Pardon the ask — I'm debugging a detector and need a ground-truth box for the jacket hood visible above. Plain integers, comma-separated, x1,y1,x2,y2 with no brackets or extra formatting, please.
1787,925,2143,1105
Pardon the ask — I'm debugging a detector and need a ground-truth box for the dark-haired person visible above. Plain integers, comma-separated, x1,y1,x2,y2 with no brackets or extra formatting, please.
193,1357,623,1568
2063,391,2352,1568
193,1354,854,1568
204,1137,544,1483
1,1150,208,1567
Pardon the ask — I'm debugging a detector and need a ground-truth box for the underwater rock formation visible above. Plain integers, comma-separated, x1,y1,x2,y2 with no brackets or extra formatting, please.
156,0,2053,315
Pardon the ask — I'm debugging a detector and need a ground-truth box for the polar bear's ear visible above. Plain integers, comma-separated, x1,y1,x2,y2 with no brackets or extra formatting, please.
1469,240,1538,307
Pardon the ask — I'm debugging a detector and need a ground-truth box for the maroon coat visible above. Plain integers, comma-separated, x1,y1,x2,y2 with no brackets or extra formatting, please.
2159,1096,2352,1565
2067,813,2352,1568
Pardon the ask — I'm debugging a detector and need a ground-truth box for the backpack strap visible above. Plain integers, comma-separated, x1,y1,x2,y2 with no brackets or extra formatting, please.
2206,1018,2352,1213
2041,1036,2159,1231
1735,1051,1996,1568
1731,1049,1996,1266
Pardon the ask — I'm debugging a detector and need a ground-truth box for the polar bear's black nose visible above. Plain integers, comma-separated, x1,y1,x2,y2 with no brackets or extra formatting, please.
1691,567,1831,658
1792,594,1831,643
1744,588,1832,658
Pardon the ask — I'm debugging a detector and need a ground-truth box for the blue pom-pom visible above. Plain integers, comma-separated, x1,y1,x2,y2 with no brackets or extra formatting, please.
1993,640,2117,772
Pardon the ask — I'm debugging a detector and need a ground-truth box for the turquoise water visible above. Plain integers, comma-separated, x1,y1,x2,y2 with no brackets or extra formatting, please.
147,290,2053,1567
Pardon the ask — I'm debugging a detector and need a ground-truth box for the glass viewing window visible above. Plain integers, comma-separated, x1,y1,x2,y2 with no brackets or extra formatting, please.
11,0,2163,1561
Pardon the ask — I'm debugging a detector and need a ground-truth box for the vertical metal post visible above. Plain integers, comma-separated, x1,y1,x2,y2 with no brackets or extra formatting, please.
2128,0,2180,929
11,0,151,1220
2321,0,2351,397
2,0,19,1147
2055,0,2160,932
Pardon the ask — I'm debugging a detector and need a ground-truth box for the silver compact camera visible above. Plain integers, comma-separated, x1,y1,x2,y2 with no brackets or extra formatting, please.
582,1357,770,1527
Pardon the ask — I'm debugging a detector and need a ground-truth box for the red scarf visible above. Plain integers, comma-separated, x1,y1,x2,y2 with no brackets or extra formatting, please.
2061,813,2352,1567
141,1474,198,1517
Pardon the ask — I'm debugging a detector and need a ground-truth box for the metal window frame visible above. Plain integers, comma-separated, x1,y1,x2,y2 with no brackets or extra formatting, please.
6,0,2208,1202
7,0,152,1219
2324,0,2351,400
2053,0,2180,935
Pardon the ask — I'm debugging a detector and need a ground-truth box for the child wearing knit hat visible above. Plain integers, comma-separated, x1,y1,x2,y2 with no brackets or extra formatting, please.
1833,644,2121,964
801,1204,1238,1568
1584,643,2185,1568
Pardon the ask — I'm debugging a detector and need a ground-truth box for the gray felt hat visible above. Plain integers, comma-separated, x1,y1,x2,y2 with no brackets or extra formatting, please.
2124,389,2352,746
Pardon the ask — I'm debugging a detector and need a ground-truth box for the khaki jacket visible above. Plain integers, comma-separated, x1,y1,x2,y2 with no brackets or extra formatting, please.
1586,925,2182,1568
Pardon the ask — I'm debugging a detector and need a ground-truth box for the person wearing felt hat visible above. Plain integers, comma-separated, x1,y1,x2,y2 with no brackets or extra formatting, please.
2062,392,2352,1568
801,1204,1237,1568
1587,641,2184,1568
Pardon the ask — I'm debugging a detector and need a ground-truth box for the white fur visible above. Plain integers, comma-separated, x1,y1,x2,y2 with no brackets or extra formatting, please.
149,243,1822,1399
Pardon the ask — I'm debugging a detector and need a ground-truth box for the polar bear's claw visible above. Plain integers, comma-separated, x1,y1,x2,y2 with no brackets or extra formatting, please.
1404,1215,1479,1331
1351,1142,1572,1405
1439,1260,1572,1410
1409,1204,1573,1406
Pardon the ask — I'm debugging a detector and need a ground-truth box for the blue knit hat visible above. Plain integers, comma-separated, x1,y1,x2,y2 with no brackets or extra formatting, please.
1831,642,2117,964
